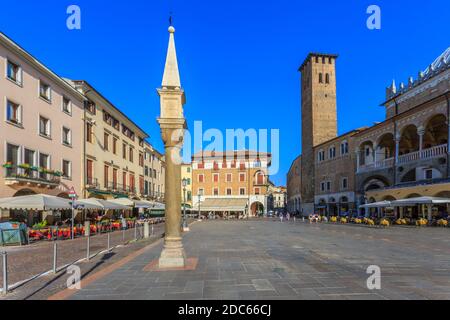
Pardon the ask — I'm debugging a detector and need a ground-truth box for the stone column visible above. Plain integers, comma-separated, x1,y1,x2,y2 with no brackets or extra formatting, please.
418,126,425,152
158,120,186,268
395,134,401,165
356,149,360,173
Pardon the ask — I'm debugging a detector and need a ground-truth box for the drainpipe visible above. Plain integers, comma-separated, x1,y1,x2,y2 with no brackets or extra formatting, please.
393,98,399,186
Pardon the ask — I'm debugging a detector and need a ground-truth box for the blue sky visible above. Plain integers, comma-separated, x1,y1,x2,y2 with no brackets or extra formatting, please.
1,0,449,186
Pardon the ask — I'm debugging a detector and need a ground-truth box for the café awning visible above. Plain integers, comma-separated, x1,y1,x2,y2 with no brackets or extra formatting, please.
0,194,72,211
391,196,450,207
200,198,248,212
359,201,392,209
75,199,130,210
109,198,161,209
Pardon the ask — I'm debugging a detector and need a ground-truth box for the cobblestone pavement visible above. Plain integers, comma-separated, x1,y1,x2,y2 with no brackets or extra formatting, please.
0,223,166,299
48,220,450,300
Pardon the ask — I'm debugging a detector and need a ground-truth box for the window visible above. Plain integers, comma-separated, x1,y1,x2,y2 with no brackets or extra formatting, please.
7,60,22,84
187,191,192,201
113,137,117,154
425,169,433,180
198,189,204,196
139,153,144,167
6,100,21,125
329,147,336,159
104,165,109,188
329,57,333,64
145,166,149,177
318,150,325,162
187,167,191,173
254,188,261,195
240,163,245,170
104,132,109,151
213,173,219,183
62,160,71,179
239,173,246,182
341,141,349,155
39,81,51,101
122,124,135,141
198,174,204,183
130,174,135,192
86,100,96,114
62,127,72,146
139,138,144,147
62,97,71,114
325,73,330,84
226,188,232,196
86,160,94,185
214,188,219,196
129,147,134,163
365,147,371,157
256,172,265,185
39,116,51,137
321,182,326,192
39,153,49,179
24,149,36,166
6,143,19,168
226,173,232,182
327,181,331,191
342,178,348,190
123,172,127,189
113,169,118,189
123,143,127,159
86,122,93,143
322,57,326,64
319,73,323,83
240,188,246,195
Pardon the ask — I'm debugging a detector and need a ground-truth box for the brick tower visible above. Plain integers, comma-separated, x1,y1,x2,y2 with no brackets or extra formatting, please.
299,53,338,214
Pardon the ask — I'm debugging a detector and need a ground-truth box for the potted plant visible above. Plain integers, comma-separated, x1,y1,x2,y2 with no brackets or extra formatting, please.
18,163,31,170
380,219,390,227
53,171,63,177
2,162,13,169
416,219,428,227
330,216,338,223
437,219,448,227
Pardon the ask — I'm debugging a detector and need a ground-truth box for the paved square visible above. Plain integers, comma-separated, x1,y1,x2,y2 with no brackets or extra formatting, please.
63,220,450,300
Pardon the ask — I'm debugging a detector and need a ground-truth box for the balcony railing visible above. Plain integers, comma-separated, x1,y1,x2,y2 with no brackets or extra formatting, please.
398,144,448,164
358,157,395,174
358,144,448,174
4,166,61,187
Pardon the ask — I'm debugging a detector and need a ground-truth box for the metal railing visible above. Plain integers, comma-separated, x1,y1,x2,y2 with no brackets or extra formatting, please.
4,166,61,185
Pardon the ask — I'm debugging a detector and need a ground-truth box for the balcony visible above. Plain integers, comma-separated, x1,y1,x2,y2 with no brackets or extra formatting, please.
398,144,447,165
358,144,448,174
4,166,61,188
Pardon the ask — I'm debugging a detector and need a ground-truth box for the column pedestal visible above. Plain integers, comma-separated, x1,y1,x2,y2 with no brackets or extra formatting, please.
159,237,186,268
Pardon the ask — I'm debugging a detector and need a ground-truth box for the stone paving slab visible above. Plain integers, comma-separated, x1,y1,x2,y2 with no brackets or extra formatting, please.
33,220,450,300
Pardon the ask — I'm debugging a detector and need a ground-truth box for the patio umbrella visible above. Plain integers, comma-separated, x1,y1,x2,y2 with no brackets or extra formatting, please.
109,198,156,209
391,196,450,207
75,199,130,210
359,201,392,209
0,194,72,211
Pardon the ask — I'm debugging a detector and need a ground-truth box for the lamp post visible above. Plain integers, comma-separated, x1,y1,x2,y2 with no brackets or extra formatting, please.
182,178,189,231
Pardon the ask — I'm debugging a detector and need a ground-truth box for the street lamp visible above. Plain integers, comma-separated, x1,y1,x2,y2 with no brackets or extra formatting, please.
182,178,189,231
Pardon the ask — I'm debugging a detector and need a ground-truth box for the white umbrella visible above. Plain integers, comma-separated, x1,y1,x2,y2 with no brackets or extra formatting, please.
359,201,392,209
0,194,71,210
391,196,450,207
75,199,130,210
109,198,156,209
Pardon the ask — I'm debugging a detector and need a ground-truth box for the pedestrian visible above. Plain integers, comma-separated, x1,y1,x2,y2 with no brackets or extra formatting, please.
280,214,284,223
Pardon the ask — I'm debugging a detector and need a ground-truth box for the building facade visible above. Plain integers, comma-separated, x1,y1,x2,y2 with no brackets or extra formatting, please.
143,142,165,203
288,47,450,218
354,48,450,217
287,155,301,213
299,53,338,214
181,163,192,208
0,32,85,203
69,81,150,200
267,185,287,214
0,31,166,218
192,151,271,217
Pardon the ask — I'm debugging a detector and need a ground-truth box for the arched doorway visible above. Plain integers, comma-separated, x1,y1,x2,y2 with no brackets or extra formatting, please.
13,189,37,197
250,202,264,217
328,198,337,217
424,114,448,148
339,196,349,216
399,125,419,155
376,133,395,160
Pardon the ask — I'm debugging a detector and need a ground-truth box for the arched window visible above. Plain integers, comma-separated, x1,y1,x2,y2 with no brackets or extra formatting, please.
325,73,330,84
319,73,323,83
322,57,326,64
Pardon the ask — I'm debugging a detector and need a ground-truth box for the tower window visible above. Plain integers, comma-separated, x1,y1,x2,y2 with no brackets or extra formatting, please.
315,57,319,63
325,73,330,84
329,57,333,64
319,73,323,83
322,57,326,64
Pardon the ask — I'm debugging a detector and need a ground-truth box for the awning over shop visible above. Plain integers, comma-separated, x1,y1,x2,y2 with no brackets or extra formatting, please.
75,199,130,210
391,196,450,207
200,198,248,212
359,201,392,209
0,194,72,211
109,198,163,209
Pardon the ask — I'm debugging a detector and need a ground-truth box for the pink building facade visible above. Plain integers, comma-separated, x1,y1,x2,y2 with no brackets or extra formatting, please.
0,32,85,200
